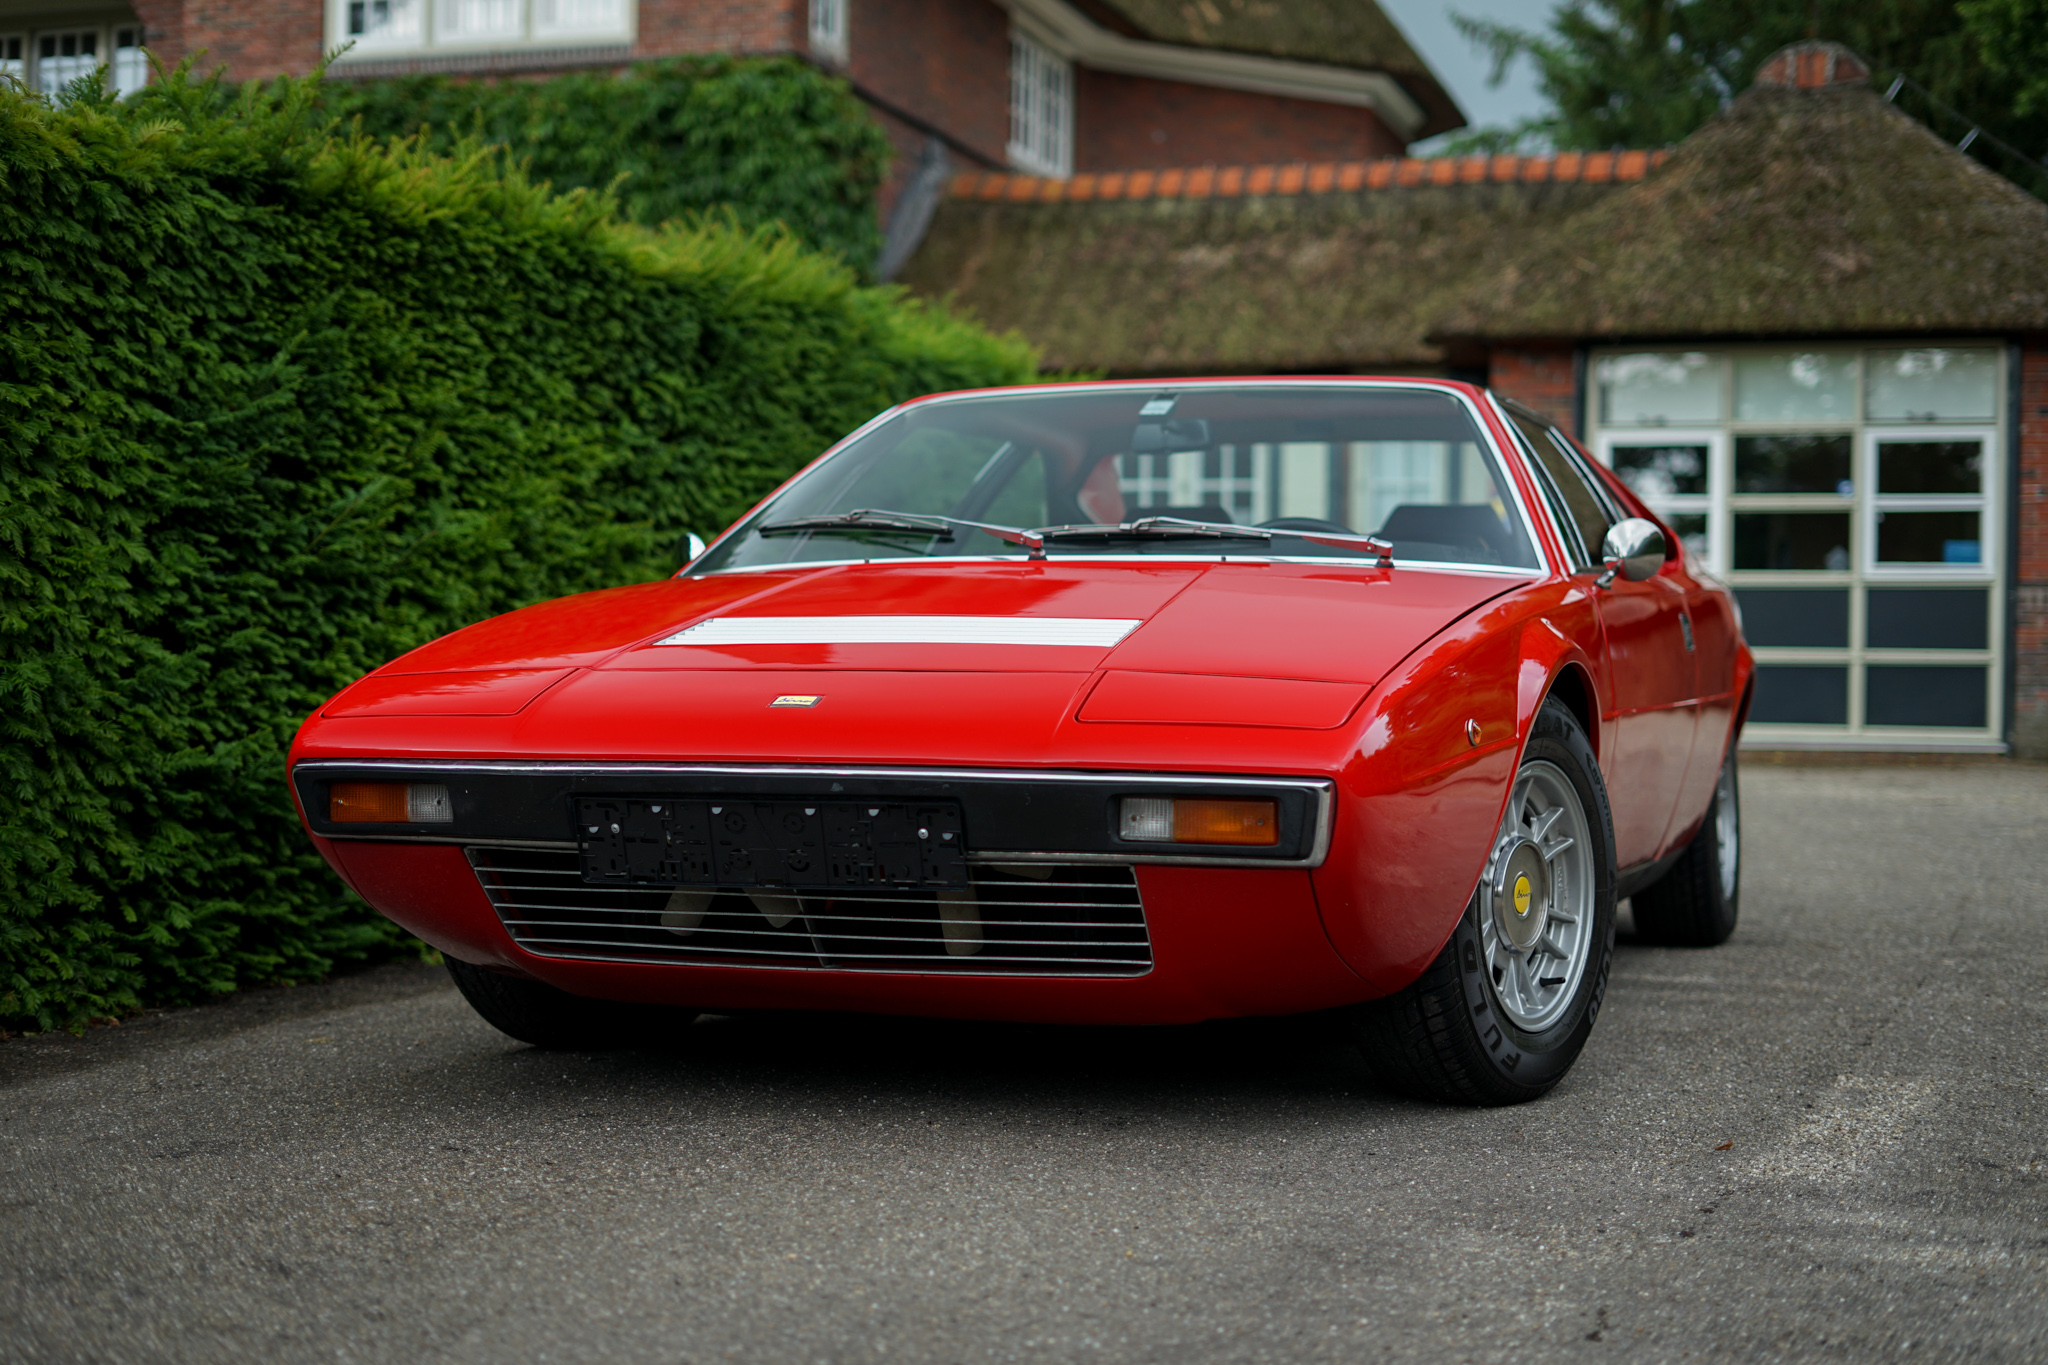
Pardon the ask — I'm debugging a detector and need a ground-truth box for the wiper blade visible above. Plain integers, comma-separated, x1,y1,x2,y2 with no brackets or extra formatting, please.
757,509,956,539
1035,516,1272,544
1031,517,1393,565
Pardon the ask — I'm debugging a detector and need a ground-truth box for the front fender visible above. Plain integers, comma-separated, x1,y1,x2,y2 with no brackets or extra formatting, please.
1311,584,1601,995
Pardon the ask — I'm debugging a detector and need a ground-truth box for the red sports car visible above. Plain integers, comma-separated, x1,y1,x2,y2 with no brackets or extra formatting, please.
289,379,1752,1105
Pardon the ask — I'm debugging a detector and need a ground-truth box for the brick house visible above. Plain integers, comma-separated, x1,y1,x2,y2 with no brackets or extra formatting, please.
20,0,1462,264
899,45,2048,758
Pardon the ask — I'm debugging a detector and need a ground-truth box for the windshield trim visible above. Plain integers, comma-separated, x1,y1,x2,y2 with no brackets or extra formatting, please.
689,553,1544,579
684,378,1551,579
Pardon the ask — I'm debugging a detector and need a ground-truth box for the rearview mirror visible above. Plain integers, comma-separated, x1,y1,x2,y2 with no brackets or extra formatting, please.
1598,518,1666,585
1130,417,1210,452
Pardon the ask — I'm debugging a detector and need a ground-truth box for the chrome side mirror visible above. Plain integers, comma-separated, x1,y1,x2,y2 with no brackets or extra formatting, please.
678,532,707,571
1597,518,1665,586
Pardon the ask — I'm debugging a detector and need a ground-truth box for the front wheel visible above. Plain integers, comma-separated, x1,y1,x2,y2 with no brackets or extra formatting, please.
1630,752,1739,946
1347,698,1617,1105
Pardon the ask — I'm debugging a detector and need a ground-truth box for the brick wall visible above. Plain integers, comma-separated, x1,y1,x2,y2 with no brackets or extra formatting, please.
134,0,326,80
637,0,797,59
136,0,800,82
845,0,1009,171
1487,345,1579,433
1074,70,1404,172
2017,345,2048,760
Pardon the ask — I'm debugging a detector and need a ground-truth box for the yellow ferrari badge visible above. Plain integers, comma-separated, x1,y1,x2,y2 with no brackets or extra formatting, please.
1512,873,1532,917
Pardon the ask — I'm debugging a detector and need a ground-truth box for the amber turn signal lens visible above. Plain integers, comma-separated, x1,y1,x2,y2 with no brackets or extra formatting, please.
330,782,410,823
1172,798,1278,846
1119,796,1278,846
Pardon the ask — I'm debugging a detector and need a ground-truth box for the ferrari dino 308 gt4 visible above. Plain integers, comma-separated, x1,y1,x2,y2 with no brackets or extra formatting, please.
290,379,1752,1104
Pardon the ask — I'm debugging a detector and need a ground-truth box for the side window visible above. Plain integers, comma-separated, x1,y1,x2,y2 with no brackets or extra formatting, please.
1509,409,1614,571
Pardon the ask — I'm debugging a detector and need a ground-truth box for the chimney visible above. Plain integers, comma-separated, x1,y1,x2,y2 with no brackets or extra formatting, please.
1753,41,1871,90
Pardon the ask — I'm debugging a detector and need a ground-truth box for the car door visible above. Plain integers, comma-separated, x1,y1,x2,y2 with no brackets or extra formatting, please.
1503,406,1699,871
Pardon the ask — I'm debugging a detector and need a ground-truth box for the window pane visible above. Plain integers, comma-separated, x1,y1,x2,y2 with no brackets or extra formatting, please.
350,0,423,42
1513,415,1612,568
1750,666,1848,725
1734,512,1849,570
1866,588,1988,649
537,0,630,36
1876,440,1982,494
1734,434,1852,494
1732,588,1849,647
1875,511,1980,564
1596,353,1721,425
1663,512,1707,563
1865,666,1986,728
1609,442,1707,498
1734,351,1856,422
440,0,521,38
1866,348,1997,421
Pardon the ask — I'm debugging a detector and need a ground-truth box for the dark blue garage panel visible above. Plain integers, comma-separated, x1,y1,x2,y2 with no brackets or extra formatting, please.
1750,665,1848,725
1733,588,1849,647
1865,588,1989,650
1865,666,1987,728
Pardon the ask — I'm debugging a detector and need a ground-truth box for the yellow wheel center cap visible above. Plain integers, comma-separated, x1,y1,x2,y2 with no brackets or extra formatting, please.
1494,841,1550,950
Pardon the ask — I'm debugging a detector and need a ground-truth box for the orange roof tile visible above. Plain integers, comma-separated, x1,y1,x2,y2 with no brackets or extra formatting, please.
948,149,1676,203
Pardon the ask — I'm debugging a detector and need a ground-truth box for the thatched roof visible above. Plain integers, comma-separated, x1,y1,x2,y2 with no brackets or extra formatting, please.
899,64,2048,375
1431,81,2048,343
1097,0,1463,140
897,154,1660,374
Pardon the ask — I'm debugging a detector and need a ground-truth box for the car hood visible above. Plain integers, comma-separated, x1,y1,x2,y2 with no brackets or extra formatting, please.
319,561,1520,757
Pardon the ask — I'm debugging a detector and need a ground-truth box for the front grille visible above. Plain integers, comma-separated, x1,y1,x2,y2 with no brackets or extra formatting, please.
466,847,1152,976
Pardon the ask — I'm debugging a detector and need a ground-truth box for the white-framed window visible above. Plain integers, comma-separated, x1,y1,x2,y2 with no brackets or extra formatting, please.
11,24,149,99
35,29,99,97
332,0,632,57
808,0,847,64
111,25,146,96
1008,31,1072,179
1588,343,2005,747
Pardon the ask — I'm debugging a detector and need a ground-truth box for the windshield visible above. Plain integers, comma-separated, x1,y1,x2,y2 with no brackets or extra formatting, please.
689,384,1542,573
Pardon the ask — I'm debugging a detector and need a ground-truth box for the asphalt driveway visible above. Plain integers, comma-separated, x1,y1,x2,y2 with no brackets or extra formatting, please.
3,761,2044,1363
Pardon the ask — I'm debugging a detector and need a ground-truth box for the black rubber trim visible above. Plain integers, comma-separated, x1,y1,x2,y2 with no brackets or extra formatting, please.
293,761,1334,867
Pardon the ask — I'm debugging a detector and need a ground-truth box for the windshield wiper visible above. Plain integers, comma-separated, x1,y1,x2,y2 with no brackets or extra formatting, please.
1033,517,1393,566
753,510,1390,567
757,508,956,540
1036,516,1273,545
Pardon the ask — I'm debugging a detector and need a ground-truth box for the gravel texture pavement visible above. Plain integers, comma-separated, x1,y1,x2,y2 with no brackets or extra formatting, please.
3,761,2044,1363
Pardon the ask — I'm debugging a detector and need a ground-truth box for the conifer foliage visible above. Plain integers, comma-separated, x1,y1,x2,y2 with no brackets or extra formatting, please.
320,56,894,270
0,69,1034,1032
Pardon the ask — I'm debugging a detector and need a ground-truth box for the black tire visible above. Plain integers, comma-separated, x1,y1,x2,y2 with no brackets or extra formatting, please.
445,957,694,1049
1348,697,1617,1106
1630,750,1740,947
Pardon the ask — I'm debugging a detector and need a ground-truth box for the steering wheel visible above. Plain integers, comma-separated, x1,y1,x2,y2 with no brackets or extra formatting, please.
1257,517,1356,535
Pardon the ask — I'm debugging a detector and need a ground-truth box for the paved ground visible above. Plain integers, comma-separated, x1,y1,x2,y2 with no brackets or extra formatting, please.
3,762,2045,1364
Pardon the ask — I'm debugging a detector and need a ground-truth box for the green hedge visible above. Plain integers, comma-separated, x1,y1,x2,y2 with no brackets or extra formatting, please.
319,55,894,270
0,69,1034,1033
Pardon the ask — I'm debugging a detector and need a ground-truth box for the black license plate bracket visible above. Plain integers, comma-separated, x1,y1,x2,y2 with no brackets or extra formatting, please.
575,797,967,889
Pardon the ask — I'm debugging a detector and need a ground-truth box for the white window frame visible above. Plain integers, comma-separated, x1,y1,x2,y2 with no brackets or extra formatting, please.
1592,428,1723,570
1008,30,1072,179
13,23,147,99
808,0,847,65
1862,427,1997,579
1587,341,2007,749
328,0,635,60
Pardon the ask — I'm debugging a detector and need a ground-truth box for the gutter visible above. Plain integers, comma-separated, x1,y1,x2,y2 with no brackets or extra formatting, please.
1001,0,1428,140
